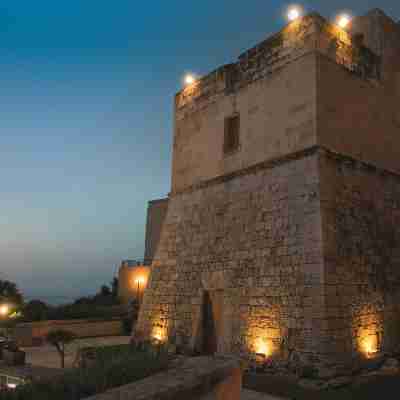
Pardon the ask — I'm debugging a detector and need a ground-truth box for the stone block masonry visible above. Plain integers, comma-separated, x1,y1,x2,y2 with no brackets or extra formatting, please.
319,149,400,366
138,148,326,364
138,147,400,373
136,9,400,375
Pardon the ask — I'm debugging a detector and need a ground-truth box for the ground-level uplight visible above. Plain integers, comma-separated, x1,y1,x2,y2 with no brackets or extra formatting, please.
362,335,378,358
255,338,271,358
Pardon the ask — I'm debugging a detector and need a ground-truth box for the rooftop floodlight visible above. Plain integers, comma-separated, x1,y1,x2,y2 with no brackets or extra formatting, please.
184,74,196,86
287,6,302,22
337,14,351,29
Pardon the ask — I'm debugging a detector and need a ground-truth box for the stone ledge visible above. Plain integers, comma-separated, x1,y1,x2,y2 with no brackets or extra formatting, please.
85,356,241,400
169,145,400,197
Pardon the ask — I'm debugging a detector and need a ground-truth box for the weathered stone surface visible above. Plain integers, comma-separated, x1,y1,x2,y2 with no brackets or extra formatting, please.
380,357,400,373
138,150,325,363
137,9,400,375
85,356,241,400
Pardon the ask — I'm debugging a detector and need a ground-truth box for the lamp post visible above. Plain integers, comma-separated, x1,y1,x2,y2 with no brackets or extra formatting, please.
135,277,145,306
0,304,9,317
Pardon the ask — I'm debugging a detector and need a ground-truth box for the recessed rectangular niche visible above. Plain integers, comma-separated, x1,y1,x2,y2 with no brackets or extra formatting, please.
224,114,240,155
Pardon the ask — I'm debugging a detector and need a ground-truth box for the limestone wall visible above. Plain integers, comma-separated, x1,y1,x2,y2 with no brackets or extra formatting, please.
317,51,400,176
171,13,383,194
144,198,169,265
173,52,317,194
319,150,400,366
138,149,325,363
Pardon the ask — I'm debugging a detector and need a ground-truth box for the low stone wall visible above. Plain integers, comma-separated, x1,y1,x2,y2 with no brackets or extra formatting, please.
14,319,123,347
86,356,242,400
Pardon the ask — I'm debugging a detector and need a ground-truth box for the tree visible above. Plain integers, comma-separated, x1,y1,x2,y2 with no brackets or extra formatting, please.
46,329,76,368
100,285,111,297
0,280,23,307
23,300,50,321
111,277,118,298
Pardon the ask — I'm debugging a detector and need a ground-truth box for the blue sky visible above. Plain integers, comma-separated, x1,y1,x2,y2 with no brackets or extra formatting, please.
0,1,398,302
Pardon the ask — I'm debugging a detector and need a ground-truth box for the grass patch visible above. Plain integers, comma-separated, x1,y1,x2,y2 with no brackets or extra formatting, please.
0,345,168,400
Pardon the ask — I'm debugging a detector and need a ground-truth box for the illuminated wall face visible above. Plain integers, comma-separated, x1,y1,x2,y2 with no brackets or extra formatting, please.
352,304,383,358
151,316,169,344
243,305,282,359
137,11,400,374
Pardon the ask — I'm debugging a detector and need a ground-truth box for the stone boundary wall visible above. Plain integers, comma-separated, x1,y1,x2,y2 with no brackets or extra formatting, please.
86,356,242,400
14,319,123,347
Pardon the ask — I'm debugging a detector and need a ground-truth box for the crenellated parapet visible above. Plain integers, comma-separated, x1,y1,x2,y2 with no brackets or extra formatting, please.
175,13,380,117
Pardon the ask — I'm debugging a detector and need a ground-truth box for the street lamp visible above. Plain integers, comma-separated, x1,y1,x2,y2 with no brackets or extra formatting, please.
135,277,146,305
0,304,9,317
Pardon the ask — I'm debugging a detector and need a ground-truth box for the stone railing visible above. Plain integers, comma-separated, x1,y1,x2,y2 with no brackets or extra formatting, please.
86,356,242,400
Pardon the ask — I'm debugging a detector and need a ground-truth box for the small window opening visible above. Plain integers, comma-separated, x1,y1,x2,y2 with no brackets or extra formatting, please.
224,114,240,155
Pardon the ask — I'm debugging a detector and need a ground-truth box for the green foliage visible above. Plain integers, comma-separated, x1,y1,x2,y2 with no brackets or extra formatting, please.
0,346,168,400
0,280,23,307
47,329,76,346
22,300,50,321
21,295,123,323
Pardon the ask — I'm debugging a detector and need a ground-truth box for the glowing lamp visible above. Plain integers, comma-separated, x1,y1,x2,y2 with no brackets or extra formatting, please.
363,338,377,357
255,338,271,358
135,277,146,286
337,14,351,29
7,383,17,390
184,74,195,86
0,304,9,316
287,7,301,22
153,327,166,343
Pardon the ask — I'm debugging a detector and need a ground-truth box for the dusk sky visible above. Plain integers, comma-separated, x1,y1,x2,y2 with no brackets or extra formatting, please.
1,1,399,303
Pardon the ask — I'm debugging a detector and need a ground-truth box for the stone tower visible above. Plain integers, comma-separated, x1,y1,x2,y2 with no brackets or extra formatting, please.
137,9,400,374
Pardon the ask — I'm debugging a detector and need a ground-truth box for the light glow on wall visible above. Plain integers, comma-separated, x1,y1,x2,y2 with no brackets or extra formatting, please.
152,326,167,343
362,335,378,358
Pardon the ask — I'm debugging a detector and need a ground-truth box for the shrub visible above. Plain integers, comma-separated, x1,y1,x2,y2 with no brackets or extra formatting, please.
0,345,168,400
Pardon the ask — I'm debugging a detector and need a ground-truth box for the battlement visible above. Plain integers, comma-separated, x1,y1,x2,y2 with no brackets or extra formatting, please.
175,13,381,115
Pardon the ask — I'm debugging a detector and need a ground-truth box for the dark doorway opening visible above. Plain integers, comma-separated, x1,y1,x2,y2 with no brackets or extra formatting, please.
202,291,218,354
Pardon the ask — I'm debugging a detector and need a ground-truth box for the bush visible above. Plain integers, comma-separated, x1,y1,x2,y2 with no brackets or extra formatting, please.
0,345,168,400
